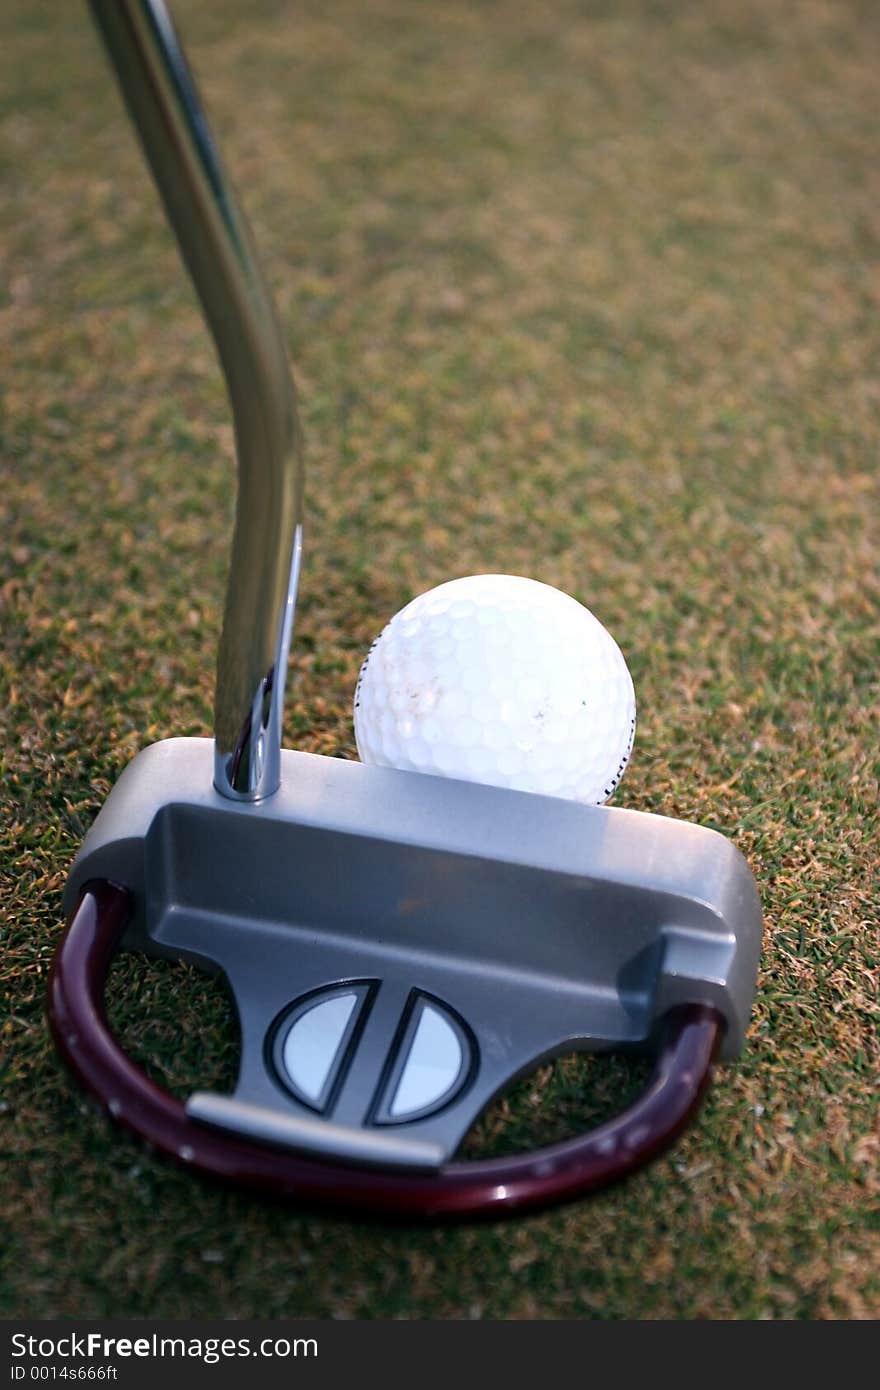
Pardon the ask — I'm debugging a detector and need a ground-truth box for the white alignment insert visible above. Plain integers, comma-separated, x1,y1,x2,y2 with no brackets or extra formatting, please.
390,1005,463,1118
281,992,358,1103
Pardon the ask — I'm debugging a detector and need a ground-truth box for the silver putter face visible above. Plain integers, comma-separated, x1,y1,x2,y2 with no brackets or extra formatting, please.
63,738,762,1172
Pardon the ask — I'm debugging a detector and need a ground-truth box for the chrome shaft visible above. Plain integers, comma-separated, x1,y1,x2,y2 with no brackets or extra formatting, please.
89,0,304,800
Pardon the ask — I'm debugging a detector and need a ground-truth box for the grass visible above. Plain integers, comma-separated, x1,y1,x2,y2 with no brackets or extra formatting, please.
1,0,878,1319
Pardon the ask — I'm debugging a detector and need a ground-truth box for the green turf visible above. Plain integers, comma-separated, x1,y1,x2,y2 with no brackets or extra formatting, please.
1,0,878,1319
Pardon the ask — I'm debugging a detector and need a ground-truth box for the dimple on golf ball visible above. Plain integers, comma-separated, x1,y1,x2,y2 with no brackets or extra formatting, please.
354,574,636,803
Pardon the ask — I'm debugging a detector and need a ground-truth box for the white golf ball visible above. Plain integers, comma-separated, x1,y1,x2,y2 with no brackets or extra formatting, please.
354,574,636,803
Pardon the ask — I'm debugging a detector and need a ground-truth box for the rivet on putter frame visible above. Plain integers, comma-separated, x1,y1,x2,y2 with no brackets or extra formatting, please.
49,0,762,1220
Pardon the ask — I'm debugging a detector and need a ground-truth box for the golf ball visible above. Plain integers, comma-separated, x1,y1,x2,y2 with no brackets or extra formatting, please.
354,574,636,803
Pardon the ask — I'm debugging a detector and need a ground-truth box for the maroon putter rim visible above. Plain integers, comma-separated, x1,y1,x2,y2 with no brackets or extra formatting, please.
47,880,725,1219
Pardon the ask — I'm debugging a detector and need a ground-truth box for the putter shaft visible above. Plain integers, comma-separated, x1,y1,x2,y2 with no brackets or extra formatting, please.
89,0,304,800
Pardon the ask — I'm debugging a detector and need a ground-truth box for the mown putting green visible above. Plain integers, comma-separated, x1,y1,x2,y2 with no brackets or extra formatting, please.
1,0,877,1318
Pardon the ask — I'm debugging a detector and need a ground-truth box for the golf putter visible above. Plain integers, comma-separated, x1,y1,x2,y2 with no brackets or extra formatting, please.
49,0,762,1219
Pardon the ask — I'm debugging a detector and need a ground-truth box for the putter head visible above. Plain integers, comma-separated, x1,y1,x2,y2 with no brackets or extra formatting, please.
62,737,762,1176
